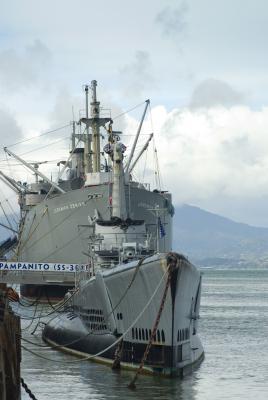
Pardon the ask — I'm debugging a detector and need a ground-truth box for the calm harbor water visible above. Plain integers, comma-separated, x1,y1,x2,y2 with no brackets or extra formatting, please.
19,267,268,399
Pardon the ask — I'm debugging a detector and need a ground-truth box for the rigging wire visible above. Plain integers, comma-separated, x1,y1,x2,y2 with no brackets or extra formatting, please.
42,126,85,202
13,287,78,320
20,299,40,332
20,256,149,350
18,136,69,157
21,268,168,363
148,103,162,190
5,198,19,225
112,100,147,121
7,123,71,148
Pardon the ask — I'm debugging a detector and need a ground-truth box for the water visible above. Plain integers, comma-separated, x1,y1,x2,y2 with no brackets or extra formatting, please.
19,268,268,399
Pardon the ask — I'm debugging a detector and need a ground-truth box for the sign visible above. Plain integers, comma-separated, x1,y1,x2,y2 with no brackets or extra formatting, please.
0,262,90,272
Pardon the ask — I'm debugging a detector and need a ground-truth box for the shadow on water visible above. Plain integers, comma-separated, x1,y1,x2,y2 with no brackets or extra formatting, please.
77,363,199,400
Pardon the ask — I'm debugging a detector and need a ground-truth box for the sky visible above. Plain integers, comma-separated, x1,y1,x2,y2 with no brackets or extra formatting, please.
0,0,268,227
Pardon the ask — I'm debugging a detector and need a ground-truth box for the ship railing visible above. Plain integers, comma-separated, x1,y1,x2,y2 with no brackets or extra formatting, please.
94,232,151,249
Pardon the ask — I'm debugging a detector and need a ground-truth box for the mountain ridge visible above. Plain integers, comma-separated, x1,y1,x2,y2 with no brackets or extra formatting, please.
173,204,268,266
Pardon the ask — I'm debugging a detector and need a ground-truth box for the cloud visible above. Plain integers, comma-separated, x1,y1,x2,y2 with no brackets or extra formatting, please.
190,79,245,108
125,103,268,226
0,108,22,145
0,39,52,91
158,106,268,200
155,1,189,45
119,51,155,99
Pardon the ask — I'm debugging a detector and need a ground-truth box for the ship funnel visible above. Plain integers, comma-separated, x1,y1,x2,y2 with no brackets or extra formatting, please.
112,142,127,219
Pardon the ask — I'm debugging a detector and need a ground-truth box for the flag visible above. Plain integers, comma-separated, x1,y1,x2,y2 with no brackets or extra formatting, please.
158,217,166,238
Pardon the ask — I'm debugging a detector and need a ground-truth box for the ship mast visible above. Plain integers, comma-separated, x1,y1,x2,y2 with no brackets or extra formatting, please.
84,85,92,173
80,80,111,175
91,80,101,173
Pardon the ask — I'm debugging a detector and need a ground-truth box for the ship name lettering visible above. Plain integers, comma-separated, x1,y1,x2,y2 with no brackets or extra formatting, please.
54,201,86,213
69,201,86,209
0,262,10,269
53,205,70,214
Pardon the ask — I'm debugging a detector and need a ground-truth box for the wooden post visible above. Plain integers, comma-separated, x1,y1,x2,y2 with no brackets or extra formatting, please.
0,284,21,400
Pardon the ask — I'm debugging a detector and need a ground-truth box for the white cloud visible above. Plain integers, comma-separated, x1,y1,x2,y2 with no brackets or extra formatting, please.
155,1,189,43
0,107,22,143
119,51,155,100
189,79,245,108
0,39,52,91
126,104,268,216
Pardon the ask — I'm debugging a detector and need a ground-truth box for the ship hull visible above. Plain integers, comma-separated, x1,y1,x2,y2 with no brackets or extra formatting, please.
43,253,204,376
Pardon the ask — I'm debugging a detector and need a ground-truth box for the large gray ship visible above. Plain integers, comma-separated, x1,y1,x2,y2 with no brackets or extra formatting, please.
1,81,204,376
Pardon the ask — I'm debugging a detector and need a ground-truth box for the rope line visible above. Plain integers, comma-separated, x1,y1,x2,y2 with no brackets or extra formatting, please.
8,123,71,148
113,101,147,121
21,268,168,363
20,257,148,350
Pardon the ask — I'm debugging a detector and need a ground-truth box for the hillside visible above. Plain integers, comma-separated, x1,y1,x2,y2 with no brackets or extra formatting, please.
173,204,268,266
2,205,268,267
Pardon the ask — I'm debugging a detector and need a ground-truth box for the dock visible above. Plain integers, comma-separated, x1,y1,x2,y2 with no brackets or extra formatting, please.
0,284,21,400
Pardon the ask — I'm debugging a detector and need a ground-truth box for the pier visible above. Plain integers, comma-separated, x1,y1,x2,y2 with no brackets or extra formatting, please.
0,284,21,400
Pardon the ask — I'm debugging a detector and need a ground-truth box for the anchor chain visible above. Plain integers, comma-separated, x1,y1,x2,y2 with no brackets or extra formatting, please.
128,253,178,389
21,377,38,400
112,338,124,370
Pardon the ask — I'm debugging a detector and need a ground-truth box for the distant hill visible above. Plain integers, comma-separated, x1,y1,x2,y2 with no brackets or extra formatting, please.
173,204,268,266
2,205,268,267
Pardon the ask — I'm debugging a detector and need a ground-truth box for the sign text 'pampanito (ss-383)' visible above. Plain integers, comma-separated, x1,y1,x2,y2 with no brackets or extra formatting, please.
0,262,90,272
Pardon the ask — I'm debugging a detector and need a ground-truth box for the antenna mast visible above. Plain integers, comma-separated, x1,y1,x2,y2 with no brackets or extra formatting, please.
84,85,92,173
91,80,101,172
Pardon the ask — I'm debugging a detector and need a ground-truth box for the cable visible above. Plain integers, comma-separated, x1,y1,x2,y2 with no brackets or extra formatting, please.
8,124,71,148
113,101,147,121
18,136,69,157
148,102,162,190
43,128,85,201
14,287,79,320
21,268,168,363
20,256,148,349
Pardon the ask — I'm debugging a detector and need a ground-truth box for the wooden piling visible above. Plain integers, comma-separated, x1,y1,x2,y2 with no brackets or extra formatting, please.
0,283,21,400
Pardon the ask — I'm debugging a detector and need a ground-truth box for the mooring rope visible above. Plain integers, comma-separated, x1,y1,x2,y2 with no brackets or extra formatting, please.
21,268,168,363
20,257,147,351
